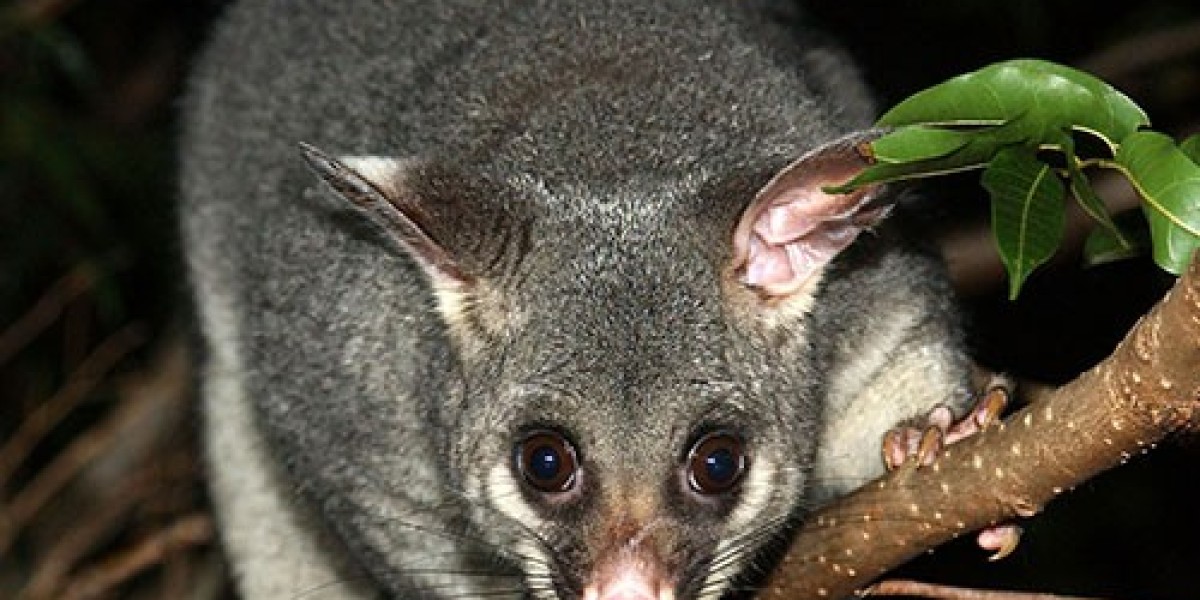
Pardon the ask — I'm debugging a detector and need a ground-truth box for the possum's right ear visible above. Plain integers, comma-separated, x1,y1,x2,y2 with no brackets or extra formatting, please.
730,130,890,300
301,144,517,344
300,143,472,288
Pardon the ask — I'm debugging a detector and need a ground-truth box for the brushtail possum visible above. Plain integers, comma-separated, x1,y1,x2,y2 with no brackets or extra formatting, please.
181,0,975,598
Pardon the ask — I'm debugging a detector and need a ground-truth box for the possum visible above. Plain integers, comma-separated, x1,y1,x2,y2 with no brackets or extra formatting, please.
179,0,974,598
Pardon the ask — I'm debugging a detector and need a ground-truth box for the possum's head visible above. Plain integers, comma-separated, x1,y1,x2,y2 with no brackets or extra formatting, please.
302,132,889,600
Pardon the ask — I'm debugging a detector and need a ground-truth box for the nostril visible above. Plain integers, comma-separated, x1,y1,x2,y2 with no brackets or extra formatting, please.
586,574,660,600
604,592,654,600
604,590,652,600
599,588,655,600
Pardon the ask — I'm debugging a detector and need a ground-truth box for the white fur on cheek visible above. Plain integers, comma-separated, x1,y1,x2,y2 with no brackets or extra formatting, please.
694,454,778,600
486,462,557,599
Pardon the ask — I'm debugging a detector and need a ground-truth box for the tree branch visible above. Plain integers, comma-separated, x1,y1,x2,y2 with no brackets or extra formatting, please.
759,252,1200,599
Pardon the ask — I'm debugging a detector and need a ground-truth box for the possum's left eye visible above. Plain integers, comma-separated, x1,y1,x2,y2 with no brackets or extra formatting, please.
686,431,747,495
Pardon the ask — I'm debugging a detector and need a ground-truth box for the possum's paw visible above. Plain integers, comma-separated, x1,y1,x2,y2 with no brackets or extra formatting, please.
881,376,1010,469
881,376,1022,560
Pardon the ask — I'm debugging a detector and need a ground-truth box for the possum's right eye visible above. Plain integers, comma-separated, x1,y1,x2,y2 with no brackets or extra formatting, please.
516,430,579,494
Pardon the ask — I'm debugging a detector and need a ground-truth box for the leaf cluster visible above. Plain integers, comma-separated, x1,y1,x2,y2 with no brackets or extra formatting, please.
832,59,1200,298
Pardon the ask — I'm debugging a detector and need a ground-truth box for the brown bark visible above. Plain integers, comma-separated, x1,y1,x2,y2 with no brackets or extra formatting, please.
759,253,1200,599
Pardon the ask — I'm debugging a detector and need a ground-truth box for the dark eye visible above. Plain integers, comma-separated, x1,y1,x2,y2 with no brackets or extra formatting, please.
516,430,578,493
686,432,747,495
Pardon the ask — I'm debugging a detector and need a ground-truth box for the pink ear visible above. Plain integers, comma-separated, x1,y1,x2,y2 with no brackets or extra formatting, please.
732,131,889,297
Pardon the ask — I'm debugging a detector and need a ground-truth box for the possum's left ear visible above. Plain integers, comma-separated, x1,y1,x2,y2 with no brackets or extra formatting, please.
731,130,891,298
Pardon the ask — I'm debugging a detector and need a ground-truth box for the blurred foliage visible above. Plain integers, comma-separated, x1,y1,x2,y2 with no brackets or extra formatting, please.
0,0,1197,598
0,0,224,597
0,0,204,395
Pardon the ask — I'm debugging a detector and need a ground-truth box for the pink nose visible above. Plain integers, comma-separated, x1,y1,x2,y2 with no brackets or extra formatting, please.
588,575,659,600
602,587,654,600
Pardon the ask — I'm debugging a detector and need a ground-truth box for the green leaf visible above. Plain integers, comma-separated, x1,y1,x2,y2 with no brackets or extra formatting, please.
1083,210,1149,267
878,59,1149,153
828,120,1028,192
1115,131,1200,274
1181,134,1200,165
1052,130,1132,250
982,146,1067,299
1068,162,1127,238
869,126,971,164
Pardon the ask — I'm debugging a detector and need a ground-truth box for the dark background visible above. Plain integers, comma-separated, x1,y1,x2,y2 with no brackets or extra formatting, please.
1,0,1197,598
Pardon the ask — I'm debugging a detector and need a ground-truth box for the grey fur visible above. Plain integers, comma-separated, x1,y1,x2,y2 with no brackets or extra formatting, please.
180,1,972,598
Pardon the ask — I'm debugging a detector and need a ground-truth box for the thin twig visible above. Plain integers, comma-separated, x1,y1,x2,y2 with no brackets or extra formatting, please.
0,327,152,555
868,579,1103,600
57,513,214,600
17,337,197,599
74,335,191,489
0,324,146,487
19,466,163,600
0,263,96,366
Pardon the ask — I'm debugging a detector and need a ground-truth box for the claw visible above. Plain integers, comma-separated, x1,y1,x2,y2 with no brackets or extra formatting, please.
976,383,1009,426
915,426,944,466
945,376,1012,444
883,427,930,471
882,430,905,471
979,524,1023,561
882,376,1013,469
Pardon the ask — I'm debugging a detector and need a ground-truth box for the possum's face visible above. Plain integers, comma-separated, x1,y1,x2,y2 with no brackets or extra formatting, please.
447,203,820,600
458,375,811,600
300,131,888,599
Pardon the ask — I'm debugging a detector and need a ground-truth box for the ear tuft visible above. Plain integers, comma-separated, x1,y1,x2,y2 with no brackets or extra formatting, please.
732,130,892,298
